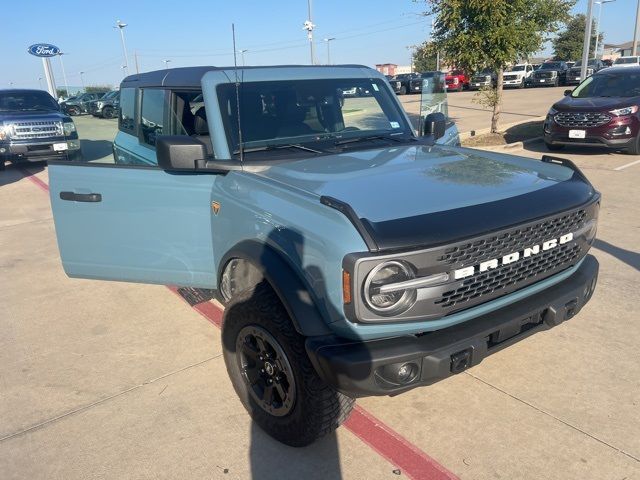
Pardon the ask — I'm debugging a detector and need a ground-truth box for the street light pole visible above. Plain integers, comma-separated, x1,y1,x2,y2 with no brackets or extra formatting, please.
594,0,615,59
38,77,43,89
57,52,70,98
79,71,85,91
115,20,130,75
323,38,335,65
163,59,171,69
239,49,248,66
580,0,595,81
634,0,640,55
303,0,316,65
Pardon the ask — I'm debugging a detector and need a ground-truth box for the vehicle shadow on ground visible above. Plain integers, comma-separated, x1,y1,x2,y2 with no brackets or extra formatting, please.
522,139,623,157
593,239,640,272
80,139,113,162
0,163,45,187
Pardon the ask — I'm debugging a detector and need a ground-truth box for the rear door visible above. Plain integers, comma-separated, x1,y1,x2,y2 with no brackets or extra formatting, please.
49,84,220,288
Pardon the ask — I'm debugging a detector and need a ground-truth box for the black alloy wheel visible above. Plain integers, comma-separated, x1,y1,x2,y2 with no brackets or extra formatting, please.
236,325,296,417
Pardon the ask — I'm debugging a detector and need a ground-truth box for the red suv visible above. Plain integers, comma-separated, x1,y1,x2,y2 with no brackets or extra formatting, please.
445,70,469,92
544,66,640,154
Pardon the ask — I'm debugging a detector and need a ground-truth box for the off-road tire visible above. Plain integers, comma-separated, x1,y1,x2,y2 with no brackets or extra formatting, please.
102,106,115,119
545,141,564,151
0,160,5,171
222,282,355,447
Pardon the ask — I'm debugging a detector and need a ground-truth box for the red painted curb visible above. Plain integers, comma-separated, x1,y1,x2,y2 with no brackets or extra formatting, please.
25,171,459,480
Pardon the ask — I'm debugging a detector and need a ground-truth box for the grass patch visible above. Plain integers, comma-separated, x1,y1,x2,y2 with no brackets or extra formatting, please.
462,120,543,147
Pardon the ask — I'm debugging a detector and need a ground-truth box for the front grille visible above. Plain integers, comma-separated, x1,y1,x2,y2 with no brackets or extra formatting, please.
10,120,63,140
472,76,489,82
535,71,554,79
436,244,582,309
436,209,587,267
503,75,518,81
555,111,611,128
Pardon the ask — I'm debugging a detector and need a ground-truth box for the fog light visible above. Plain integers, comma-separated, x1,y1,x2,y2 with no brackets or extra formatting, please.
375,361,419,386
66,140,81,150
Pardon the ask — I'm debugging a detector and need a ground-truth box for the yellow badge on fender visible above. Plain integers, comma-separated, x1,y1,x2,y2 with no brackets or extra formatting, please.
211,201,221,215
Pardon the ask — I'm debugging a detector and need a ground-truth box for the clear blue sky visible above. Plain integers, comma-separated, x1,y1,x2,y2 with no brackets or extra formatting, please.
1,0,636,90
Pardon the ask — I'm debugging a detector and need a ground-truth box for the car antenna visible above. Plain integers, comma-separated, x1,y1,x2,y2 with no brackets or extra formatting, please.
232,23,244,164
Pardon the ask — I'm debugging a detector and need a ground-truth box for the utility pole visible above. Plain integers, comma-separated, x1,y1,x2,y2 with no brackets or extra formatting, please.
594,0,615,59
38,76,43,89
79,71,85,91
134,51,140,74
115,20,130,75
634,0,640,55
323,38,335,64
580,0,595,81
303,0,316,65
57,52,70,98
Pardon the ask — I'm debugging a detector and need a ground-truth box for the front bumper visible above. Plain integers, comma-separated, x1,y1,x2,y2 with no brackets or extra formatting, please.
306,255,598,398
503,77,525,87
530,77,557,86
1,139,82,163
544,114,639,149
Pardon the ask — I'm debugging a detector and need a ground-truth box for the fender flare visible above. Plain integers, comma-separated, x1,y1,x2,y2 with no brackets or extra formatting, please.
218,240,333,337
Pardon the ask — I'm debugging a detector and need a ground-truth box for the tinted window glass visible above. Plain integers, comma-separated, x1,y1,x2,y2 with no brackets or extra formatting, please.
140,89,166,146
119,88,136,133
572,72,640,98
540,62,563,69
0,90,59,112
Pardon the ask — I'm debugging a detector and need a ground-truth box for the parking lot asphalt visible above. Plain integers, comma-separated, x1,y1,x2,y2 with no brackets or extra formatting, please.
398,85,567,134
1,110,639,479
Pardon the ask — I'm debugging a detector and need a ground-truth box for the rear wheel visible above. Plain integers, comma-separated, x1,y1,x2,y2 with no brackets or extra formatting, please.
222,282,355,447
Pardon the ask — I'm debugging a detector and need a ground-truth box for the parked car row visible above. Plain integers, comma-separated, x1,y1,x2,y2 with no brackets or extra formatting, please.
59,90,120,118
391,56,637,96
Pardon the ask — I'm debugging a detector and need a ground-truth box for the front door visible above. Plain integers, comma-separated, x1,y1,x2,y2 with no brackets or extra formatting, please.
48,84,218,288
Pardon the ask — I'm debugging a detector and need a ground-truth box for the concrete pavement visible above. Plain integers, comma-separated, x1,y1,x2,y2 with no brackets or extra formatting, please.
1,115,639,480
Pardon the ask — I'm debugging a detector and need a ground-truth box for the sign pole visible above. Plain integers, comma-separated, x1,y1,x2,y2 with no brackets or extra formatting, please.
42,57,57,98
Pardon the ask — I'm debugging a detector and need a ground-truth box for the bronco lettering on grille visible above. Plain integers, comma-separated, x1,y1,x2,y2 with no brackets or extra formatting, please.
453,232,574,280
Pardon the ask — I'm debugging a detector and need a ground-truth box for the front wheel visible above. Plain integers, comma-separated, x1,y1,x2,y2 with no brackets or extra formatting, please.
399,86,407,95
102,106,115,119
626,134,640,155
222,283,355,447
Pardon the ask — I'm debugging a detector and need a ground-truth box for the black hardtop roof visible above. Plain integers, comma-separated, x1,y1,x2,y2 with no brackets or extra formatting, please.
121,64,370,89
0,88,53,95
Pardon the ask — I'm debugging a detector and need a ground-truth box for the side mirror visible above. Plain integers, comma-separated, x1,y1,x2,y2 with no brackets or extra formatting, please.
422,112,446,141
564,89,573,96
156,135,207,170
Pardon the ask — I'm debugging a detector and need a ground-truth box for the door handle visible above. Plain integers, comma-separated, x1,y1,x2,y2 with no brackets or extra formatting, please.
59,191,102,202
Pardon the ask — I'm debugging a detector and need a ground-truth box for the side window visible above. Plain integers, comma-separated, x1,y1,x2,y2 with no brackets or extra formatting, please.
168,91,203,136
139,89,166,147
119,87,136,134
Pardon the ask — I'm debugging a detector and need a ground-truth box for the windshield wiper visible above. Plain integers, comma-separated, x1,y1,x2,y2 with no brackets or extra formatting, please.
234,143,324,154
334,134,415,147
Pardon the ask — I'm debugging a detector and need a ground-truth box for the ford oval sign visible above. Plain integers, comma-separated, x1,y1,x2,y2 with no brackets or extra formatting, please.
27,44,60,57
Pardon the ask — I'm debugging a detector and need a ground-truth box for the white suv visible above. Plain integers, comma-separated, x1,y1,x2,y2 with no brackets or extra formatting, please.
503,63,534,88
613,56,640,67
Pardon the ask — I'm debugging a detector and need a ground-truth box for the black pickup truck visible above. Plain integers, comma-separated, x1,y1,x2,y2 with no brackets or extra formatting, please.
0,89,81,170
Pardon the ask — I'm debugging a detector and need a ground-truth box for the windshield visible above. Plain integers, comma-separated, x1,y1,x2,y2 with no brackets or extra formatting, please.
102,91,118,100
217,78,412,154
614,57,639,64
393,74,411,80
572,71,640,98
573,60,597,67
509,65,526,72
540,62,562,70
0,91,60,112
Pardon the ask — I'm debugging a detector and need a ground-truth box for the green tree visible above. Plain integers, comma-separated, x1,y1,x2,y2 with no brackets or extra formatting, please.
421,0,574,133
413,42,438,72
553,14,601,61
85,85,113,93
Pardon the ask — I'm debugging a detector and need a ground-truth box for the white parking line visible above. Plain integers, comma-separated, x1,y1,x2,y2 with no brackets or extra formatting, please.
614,159,640,171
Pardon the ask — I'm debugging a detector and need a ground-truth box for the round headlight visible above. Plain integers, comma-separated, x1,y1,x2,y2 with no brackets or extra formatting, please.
364,260,417,315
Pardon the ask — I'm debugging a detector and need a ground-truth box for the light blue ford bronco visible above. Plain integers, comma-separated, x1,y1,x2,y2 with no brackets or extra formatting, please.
48,65,600,446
